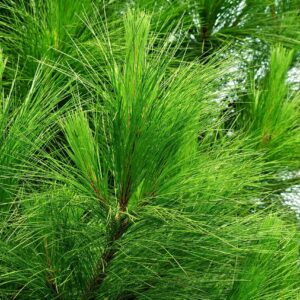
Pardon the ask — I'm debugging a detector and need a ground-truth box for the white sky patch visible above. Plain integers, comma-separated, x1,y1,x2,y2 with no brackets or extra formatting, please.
280,171,300,217
287,64,300,90
282,185,300,217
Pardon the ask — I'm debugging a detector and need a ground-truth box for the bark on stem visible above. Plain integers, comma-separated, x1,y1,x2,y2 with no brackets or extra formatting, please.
83,216,129,300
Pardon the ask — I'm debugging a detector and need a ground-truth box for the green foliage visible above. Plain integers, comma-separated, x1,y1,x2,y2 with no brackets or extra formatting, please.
229,215,300,300
0,1,300,300
0,0,96,91
108,0,300,60
236,46,300,171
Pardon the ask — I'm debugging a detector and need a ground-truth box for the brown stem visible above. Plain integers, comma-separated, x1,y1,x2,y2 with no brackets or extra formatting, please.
201,25,209,41
120,176,132,212
90,179,102,202
88,169,103,203
200,24,213,59
83,138,136,299
83,217,130,300
44,238,60,297
119,138,136,212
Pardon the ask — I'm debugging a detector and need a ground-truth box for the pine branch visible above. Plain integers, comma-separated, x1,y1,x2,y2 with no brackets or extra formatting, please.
44,238,60,298
83,215,130,300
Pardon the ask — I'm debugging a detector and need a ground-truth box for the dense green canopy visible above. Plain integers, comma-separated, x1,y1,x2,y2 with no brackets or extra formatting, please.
0,1,300,299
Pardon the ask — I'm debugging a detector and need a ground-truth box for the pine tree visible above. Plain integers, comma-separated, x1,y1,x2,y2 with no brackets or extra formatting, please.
0,1,300,299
